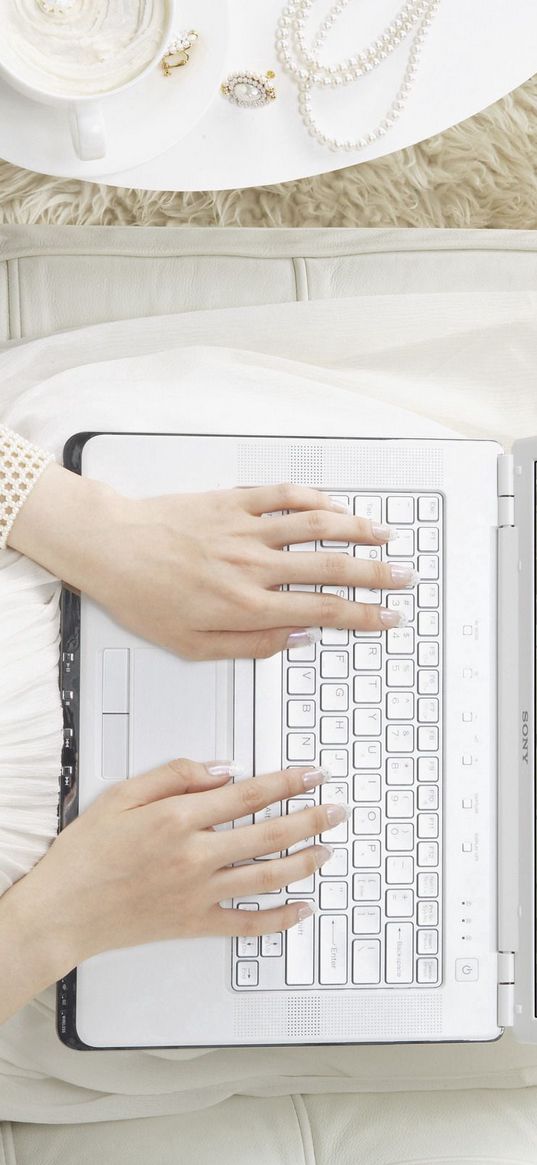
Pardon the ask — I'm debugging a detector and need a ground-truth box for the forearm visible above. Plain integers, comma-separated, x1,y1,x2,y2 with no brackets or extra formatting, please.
0,873,76,1025
7,459,127,594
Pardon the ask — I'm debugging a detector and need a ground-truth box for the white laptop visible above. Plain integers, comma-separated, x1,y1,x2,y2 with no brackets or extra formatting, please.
57,430,536,1051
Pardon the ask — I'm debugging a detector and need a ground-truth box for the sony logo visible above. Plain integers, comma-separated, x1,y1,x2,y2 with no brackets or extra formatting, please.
522,710,529,763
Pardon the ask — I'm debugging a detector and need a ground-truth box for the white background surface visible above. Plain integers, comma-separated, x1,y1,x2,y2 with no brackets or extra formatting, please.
0,0,536,189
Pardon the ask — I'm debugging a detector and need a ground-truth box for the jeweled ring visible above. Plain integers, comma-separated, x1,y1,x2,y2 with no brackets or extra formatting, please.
161,30,199,76
221,71,276,108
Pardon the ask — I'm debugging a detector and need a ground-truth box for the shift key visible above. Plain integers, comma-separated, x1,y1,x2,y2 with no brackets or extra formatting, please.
286,901,315,985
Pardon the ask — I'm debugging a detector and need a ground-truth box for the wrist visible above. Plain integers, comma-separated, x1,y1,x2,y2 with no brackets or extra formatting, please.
0,871,78,1022
8,461,129,593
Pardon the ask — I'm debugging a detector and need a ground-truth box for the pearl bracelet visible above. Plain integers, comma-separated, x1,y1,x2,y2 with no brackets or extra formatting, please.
0,426,54,551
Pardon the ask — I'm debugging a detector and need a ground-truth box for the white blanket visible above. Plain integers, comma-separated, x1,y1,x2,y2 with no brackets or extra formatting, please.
1,292,537,1123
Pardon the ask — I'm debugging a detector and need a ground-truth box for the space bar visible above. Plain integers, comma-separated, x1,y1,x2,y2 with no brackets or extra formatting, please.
286,901,315,985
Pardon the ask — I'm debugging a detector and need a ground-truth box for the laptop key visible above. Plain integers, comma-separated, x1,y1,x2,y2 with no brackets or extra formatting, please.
352,939,381,984
385,922,413,984
285,901,315,985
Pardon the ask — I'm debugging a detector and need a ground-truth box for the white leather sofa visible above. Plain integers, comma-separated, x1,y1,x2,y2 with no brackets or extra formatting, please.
2,224,537,1164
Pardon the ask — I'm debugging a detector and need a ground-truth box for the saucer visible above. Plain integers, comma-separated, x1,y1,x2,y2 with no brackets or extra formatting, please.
0,0,229,178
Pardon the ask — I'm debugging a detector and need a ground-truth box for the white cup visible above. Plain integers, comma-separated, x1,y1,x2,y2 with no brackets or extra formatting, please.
0,2,173,161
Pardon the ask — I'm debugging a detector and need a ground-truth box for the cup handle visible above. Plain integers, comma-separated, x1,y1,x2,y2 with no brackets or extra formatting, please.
69,102,106,161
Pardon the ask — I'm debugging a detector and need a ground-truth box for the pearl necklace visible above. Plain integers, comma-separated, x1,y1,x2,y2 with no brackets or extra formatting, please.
276,0,441,152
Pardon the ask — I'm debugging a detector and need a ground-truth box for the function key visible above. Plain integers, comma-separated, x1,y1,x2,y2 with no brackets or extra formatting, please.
417,610,439,637
417,641,439,667
418,526,439,552
417,496,440,522
417,756,439,782
417,583,439,609
417,555,439,580
417,669,439,695
417,784,439,810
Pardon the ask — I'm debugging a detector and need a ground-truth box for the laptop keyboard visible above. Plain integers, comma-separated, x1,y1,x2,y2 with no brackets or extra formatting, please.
232,491,443,991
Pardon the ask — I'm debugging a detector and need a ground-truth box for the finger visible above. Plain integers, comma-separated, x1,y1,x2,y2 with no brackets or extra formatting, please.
265,551,418,591
185,764,329,830
261,589,408,632
237,483,350,517
212,802,350,862
209,900,315,937
184,627,320,662
259,510,394,549
214,844,332,898
113,757,241,809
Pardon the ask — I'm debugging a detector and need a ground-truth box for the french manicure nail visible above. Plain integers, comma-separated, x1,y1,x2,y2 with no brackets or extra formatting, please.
371,522,399,541
205,762,246,778
317,844,334,864
286,627,322,649
326,803,352,826
389,564,420,586
296,902,316,921
379,608,409,628
330,497,351,512
303,766,332,790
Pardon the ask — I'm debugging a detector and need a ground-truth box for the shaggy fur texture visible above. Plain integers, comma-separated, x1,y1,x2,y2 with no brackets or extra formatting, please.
0,76,536,228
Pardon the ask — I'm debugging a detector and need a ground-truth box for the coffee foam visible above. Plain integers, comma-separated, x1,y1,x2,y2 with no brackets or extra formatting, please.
0,0,169,98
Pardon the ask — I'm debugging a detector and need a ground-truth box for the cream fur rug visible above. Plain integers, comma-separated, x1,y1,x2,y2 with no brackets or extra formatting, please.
0,76,536,228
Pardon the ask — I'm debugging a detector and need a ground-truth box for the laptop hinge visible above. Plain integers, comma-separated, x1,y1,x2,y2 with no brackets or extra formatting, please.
497,452,514,500
496,452,519,956
497,952,515,1028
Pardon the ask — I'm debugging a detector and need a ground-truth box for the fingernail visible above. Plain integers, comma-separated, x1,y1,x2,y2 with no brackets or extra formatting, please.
286,627,322,649
316,844,334,865
326,803,351,826
296,902,316,921
329,496,351,512
205,762,246,778
371,522,398,541
388,564,419,586
303,766,332,790
379,608,409,628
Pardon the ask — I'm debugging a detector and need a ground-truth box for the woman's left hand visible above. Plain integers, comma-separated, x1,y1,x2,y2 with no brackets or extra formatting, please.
9,463,415,660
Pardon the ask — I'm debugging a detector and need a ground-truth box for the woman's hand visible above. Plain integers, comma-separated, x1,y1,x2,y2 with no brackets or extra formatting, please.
8,463,414,660
4,760,340,991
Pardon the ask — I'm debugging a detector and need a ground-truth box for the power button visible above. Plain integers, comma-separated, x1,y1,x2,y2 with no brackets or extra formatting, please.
455,958,479,982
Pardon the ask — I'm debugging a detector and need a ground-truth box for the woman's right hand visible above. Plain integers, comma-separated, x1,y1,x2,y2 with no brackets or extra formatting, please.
6,760,341,974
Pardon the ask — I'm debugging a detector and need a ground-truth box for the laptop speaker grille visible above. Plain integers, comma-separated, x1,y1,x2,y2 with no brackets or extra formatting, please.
233,993,443,1041
236,442,444,488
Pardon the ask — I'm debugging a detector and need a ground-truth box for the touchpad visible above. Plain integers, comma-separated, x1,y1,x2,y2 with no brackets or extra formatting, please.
131,648,233,776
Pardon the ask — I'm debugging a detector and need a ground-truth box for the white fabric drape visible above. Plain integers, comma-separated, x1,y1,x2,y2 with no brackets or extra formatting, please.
1,292,537,1123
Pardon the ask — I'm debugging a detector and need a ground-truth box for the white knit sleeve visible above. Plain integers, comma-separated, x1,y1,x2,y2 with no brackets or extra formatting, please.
0,426,55,551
